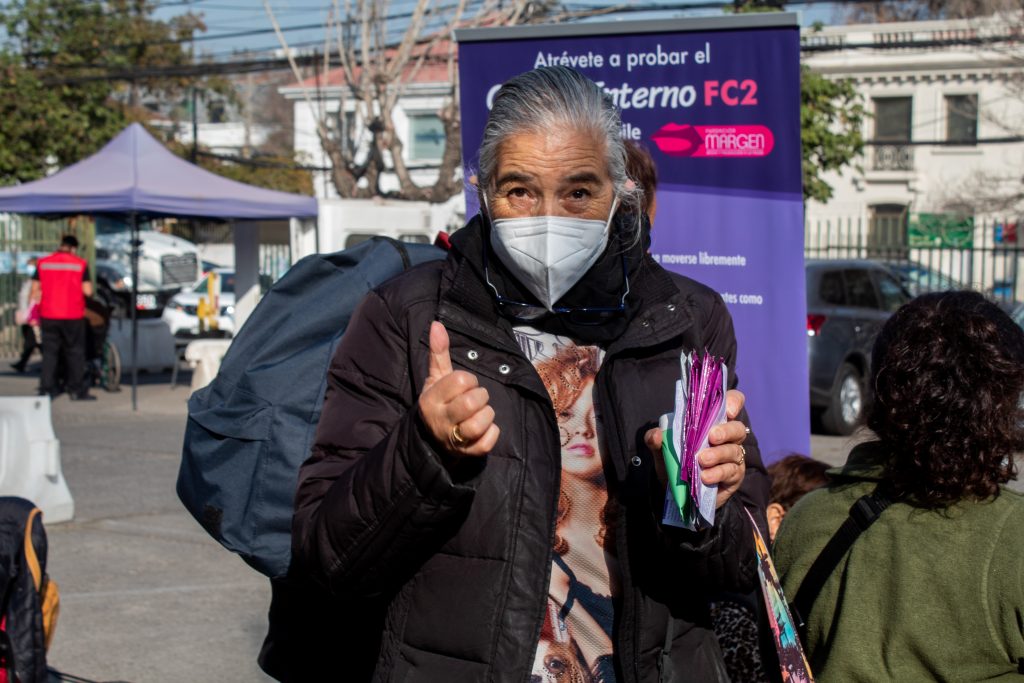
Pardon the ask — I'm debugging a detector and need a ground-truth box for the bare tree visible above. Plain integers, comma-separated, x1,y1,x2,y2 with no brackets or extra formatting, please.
842,0,1019,23
918,8,1024,216
266,0,555,201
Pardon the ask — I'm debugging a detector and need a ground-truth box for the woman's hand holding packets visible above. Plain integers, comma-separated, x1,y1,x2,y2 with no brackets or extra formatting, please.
644,389,748,510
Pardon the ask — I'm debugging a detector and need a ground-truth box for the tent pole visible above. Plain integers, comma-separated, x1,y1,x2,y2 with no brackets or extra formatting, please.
130,212,139,411
314,216,320,254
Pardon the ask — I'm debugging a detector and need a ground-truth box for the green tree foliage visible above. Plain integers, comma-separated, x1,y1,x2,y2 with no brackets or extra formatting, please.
734,2,866,203
801,66,866,204
0,1,304,195
732,0,785,10
0,0,203,185
162,139,314,196
198,155,314,197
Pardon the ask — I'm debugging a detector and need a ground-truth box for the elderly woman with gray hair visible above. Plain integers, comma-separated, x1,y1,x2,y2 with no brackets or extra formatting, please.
289,66,765,682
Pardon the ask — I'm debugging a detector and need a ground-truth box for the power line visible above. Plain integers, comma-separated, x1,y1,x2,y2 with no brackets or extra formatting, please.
151,0,212,7
39,28,1024,85
196,149,332,171
192,20,324,43
197,149,447,172
801,33,1017,52
11,0,475,61
866,136,1024,146
41,45,455,84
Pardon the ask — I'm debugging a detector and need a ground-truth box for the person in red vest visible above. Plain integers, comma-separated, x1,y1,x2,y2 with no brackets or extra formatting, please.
31,235,95,400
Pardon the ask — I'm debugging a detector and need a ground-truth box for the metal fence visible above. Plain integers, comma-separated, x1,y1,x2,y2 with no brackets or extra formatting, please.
0,214,94,358
805,215,1023,306
0,215,291,358
259,243,292,286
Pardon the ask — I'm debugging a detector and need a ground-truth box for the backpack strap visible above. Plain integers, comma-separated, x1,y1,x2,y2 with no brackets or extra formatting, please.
23,509,42,592
379,237,412,271
789,490,892,647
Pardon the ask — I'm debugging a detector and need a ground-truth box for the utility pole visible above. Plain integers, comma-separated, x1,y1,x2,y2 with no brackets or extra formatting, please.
129,0,144,108
244,59,255,158
189,0,198,165
191,86,199,164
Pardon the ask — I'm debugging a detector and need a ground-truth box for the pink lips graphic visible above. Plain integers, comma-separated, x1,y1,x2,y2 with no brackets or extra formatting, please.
651,124,704,157
651,124,775,158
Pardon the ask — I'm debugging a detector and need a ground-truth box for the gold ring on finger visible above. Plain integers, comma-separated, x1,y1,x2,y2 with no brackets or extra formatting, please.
450,423,467,448
738,445,746,466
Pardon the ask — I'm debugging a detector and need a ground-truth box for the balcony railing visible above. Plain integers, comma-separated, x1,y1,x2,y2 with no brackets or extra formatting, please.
872,144,914,171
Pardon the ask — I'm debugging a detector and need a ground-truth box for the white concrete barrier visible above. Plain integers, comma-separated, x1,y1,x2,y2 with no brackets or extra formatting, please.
185,339,233,392
0,398,74,523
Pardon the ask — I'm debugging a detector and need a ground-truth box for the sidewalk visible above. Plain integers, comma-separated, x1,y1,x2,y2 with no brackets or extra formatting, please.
0,362,271,683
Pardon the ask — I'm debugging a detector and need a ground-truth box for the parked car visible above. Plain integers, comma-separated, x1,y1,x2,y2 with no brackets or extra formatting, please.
882,259,963,296
162,269,236,337
806,259,912,435
1011,302,1024,330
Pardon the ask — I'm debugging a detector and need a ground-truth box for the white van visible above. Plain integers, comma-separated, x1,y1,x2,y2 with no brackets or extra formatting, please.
292,196,464,259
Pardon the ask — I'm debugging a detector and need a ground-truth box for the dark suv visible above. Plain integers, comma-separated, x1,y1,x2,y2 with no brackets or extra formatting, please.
806,259,911,434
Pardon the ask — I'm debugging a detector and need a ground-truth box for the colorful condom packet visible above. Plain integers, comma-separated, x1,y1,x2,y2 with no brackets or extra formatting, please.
661,350,727,531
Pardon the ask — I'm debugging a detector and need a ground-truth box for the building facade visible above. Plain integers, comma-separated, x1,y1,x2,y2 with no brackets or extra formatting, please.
803,15,1024,296
279,51,464,254
281,16,1024,294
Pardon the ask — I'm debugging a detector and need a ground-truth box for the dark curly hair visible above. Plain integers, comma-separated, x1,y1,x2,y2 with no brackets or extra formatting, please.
867,291,1024,507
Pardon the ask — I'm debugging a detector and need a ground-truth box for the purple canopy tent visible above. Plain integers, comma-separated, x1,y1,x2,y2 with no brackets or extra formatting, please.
0,123,319,408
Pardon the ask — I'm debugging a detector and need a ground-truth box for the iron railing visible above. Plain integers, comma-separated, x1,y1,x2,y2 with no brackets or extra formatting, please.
871,144,914,171
805,215,1022,307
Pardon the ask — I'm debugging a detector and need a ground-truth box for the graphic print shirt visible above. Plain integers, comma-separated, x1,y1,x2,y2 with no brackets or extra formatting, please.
517,327,620,683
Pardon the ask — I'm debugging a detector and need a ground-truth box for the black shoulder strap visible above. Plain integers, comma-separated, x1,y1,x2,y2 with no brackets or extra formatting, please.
379,236,412,271
789,490,892,646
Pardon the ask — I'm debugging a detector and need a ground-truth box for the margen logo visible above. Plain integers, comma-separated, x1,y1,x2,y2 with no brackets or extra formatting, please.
651,123,775,158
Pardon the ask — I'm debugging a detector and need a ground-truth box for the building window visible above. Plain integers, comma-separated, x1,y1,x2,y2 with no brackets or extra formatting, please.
946,94,977,145
868,204,909,259
208,100,226,124
874,97,912,142
872,97,913,171
333,110,356,156
408,114,445,162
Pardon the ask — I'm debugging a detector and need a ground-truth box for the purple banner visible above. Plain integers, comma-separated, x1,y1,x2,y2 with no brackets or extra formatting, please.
457,18,809,462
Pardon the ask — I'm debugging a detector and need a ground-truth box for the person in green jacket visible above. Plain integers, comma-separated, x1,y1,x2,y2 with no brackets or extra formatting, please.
773,290,1024,682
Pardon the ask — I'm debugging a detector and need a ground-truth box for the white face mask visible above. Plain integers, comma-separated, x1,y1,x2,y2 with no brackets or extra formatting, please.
486,198,619,312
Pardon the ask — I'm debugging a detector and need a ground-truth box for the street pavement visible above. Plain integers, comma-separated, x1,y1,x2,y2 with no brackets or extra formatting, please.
0,363,271,683
0,359,1017,681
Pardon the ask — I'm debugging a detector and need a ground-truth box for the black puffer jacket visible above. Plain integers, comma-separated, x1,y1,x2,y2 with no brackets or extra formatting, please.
292,220,764,682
